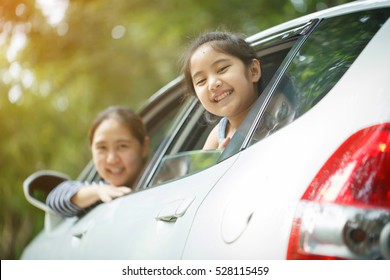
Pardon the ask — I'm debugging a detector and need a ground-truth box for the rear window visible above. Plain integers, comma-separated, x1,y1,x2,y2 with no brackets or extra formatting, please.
250,8,390,144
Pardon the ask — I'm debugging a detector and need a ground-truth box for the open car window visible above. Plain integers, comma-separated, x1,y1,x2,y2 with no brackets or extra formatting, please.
143,23,312,187
77,77,188,184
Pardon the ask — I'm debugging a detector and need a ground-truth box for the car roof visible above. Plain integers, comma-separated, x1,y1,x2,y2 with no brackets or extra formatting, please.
142,0,390,112
246,0,390,43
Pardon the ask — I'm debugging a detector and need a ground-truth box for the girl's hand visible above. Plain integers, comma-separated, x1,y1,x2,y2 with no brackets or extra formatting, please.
218,137,231,150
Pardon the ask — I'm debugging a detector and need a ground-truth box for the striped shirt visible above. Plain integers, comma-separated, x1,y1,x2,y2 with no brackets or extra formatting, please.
46,180,106,217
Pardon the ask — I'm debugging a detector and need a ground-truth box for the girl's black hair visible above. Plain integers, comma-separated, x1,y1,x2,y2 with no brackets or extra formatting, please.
181,31,259,97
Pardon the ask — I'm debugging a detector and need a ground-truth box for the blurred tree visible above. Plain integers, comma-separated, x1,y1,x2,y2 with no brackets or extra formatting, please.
0,0,353,259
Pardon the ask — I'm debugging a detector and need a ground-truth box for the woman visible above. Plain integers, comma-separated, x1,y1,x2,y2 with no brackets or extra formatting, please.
46,106,150,217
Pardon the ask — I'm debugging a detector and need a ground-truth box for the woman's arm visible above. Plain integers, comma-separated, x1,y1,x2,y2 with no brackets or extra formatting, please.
71,184,131,208
46,181,131,217
46,180,85,217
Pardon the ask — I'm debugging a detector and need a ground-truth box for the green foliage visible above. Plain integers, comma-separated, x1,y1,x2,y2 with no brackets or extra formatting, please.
0,0,353,259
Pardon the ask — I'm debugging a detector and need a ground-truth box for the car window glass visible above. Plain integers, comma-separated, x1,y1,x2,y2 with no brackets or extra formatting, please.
249,8,390,145
145,100,226,187
146,104,183,154
149,149,222,187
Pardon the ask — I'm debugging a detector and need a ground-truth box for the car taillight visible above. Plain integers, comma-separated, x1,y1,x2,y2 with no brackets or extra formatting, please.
287,123,390,260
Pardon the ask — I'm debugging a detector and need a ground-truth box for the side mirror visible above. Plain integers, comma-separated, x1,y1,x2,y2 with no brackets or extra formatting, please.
23,170,70,231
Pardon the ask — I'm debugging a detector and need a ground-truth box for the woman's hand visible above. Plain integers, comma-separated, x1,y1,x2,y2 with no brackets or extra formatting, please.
97,185,131,203
71,184,131,208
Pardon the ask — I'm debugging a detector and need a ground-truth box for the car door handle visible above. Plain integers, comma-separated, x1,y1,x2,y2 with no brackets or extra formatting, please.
72,228,88,239
72,221,95,240
156,197,195,222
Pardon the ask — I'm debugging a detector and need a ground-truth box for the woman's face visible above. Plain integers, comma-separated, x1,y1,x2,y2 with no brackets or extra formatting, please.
91,118,148,187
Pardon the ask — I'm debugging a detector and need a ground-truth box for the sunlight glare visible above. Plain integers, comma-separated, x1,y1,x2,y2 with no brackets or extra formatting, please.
36,0,69,26
8,84,23,104
290,0,308,13
112,25,126,39
6,31,27,62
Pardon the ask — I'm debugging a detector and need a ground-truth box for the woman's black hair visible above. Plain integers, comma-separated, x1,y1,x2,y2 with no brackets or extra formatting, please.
89,106,147,146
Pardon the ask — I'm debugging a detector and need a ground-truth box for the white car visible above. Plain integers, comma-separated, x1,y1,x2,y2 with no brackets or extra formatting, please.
21,0,390,260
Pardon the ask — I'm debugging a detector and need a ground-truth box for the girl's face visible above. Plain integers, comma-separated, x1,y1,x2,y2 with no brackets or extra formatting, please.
91,118,148,187
190,43,261,120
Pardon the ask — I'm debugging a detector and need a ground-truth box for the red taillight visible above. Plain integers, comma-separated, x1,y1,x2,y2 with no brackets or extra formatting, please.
287,124,390,260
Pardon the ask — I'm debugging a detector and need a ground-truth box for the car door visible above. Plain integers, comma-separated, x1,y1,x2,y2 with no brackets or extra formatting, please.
61,20,312,259
181,8,390,259
62,96,241,259
21,17,314,260
21,73,242,259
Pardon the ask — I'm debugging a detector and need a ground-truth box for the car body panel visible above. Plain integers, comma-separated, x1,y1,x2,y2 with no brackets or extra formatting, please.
21,0,390,260
22,154,238,259
182,16,390,259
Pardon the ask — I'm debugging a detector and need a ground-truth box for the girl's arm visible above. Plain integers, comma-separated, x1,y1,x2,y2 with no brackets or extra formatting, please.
203,124,231,150
203,125,219,150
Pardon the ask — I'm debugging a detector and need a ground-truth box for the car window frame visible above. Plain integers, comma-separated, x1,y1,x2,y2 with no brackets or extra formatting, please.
135,94,199,190
77,19,322,190
77,21,313,188
224,7,390,158
220,19,321,161
76,76,193,186
136,20,321,187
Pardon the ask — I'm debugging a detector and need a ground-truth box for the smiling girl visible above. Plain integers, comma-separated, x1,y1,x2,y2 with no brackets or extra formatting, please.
182,31,261,149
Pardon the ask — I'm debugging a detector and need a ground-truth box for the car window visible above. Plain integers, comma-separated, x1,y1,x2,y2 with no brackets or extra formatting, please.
77,79,188,184
149,149,223,187
249,8,390,146
139,78,189,154
143,100,218,188
145,103,183,154
144,27,306,187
